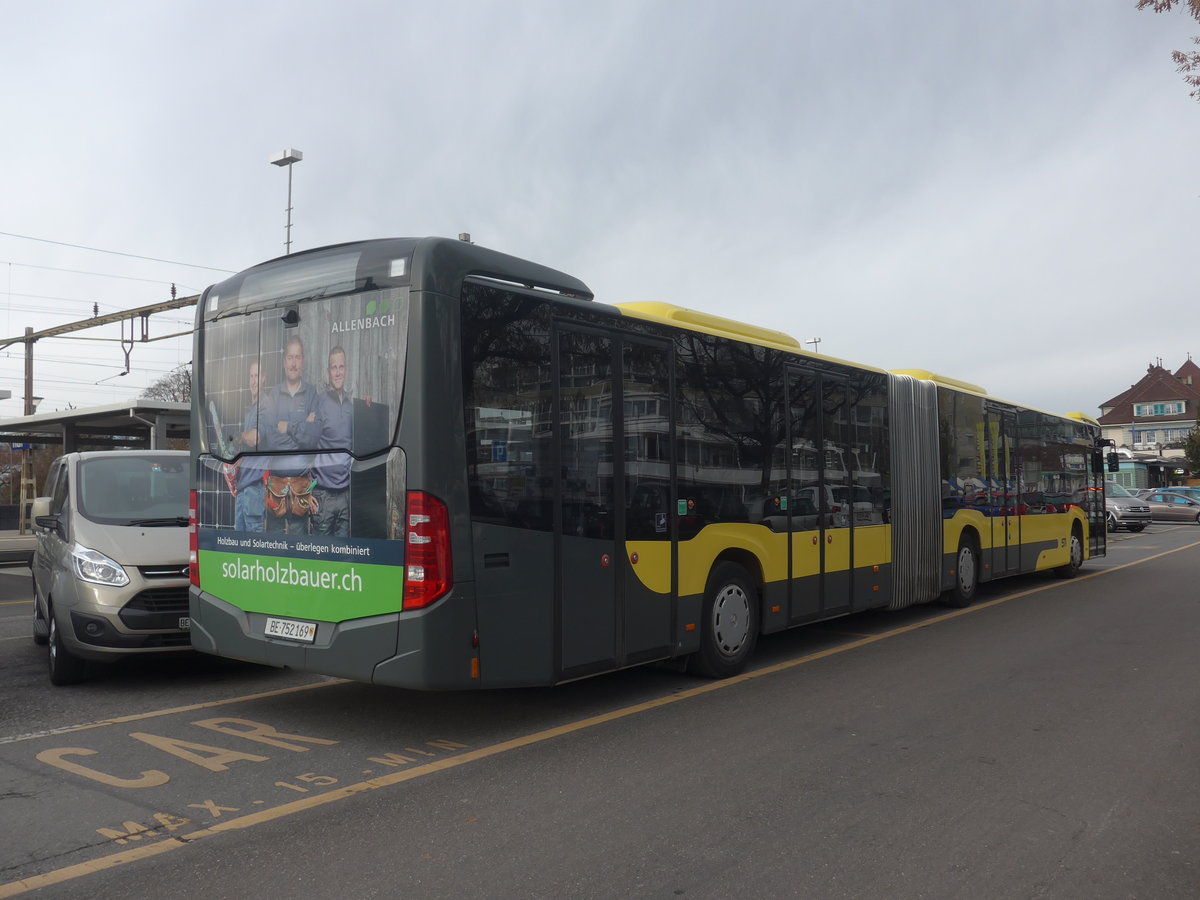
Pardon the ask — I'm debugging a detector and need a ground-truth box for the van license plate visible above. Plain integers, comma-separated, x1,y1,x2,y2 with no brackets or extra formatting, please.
265,616,317,643
179,617,191,630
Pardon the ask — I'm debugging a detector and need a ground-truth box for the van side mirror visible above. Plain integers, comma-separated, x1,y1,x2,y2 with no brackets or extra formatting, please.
1106,452,1120,473
31,498,62,537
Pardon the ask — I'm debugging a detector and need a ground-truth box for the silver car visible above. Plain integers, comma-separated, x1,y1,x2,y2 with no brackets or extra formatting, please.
31,450,191,685
1104,482,1152,533
1141,490,1200,524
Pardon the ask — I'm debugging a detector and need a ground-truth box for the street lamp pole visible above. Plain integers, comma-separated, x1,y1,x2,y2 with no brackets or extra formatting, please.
269,148,304,254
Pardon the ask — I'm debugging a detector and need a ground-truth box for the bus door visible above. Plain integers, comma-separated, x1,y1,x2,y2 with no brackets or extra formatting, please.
988,408,1020,578
1087,443,1107,559
554,326,674,677
821,373,854,612
787,367,852,620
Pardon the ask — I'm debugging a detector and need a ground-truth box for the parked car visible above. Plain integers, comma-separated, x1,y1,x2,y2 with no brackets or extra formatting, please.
1152,486,1200,500
1103,481,1152,532
30,450,191,685
1140,490,1200,524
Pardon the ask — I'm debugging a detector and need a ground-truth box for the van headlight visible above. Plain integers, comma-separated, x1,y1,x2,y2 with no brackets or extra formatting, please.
71,544,130,587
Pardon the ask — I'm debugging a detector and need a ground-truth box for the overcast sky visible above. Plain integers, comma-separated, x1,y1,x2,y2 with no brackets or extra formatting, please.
1,1,1196,420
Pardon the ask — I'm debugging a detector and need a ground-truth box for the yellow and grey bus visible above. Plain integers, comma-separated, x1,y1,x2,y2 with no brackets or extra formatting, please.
189,237,1107,688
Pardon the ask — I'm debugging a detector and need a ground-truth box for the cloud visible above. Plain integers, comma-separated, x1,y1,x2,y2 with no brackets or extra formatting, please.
1,1,1196,417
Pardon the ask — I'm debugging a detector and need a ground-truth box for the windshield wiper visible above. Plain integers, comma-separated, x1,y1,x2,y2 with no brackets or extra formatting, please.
127,516,189,527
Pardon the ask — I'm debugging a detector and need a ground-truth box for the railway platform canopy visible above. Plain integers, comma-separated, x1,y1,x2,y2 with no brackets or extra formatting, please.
0,400,189,452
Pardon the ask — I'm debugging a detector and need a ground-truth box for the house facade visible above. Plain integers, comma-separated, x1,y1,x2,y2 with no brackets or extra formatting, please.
1097,357,1200,454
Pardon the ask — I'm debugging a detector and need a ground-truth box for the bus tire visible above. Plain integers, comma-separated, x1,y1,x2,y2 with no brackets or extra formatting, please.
691,562,759,679
48,606,88,686
1054,525,1084,579
943,536,978,608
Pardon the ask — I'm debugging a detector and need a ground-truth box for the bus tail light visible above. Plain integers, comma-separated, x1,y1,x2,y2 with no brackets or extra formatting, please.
188,490,199,587
404,491,452,609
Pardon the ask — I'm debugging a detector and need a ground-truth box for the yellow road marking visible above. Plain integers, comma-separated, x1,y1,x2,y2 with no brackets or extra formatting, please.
0,680,349,746
0,600,32,607
2,538,1198,897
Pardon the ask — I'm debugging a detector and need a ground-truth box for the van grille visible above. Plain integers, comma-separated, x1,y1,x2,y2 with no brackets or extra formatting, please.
138,564,191,579
118,587,190,630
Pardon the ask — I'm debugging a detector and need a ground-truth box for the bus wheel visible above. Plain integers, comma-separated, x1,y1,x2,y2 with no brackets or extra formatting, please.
48,608,87,686
692,562,758,679
943,537,978,608
1054,526,1084,579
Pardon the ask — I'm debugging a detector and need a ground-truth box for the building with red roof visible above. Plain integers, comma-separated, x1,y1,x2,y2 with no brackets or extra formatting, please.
1098,357,1200,452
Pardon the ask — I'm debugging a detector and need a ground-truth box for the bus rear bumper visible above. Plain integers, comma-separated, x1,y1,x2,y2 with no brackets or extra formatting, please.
189,587,400,683
189,586,481,688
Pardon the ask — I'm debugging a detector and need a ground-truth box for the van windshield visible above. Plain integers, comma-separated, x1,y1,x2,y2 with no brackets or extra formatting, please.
77,455,189,526
1105,481,1133,498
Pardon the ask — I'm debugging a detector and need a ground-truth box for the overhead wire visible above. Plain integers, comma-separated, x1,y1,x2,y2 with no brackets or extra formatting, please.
0,231,233,273
0,232,208,410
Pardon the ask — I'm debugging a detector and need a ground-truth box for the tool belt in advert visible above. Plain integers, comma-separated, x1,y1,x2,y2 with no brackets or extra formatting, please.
265,474,320,518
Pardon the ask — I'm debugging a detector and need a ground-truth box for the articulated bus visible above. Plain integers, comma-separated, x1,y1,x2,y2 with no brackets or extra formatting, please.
189,237,1108,689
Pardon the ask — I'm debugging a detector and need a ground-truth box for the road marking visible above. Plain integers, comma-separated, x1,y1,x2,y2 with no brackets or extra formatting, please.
0,600,32,606
0,680,348,746
2,538,1198,897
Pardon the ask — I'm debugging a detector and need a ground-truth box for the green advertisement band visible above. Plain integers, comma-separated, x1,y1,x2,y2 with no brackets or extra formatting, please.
199,549,405,621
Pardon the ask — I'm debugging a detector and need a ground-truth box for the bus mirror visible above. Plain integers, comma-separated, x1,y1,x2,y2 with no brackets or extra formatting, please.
1106,451,1120,473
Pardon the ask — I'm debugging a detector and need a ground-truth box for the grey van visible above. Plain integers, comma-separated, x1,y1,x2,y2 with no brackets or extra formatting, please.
31,450,191,685
1104,481,1152,533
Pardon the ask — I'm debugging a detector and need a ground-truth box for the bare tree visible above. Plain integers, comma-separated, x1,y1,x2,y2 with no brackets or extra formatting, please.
1137,0,1200,99
140,366,192,402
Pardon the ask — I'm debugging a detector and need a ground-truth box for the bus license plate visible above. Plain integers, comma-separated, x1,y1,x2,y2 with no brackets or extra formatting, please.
265,616,317,643
179,617,191,630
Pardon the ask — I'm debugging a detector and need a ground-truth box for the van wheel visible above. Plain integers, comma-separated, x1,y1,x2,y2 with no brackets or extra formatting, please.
48,610,87,686
691,562,758,678
1054,527,1084,579
943,536,978,607
1106,512,1117,533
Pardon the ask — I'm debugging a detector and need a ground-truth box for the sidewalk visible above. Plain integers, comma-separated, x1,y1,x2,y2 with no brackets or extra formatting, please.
0,530,35,567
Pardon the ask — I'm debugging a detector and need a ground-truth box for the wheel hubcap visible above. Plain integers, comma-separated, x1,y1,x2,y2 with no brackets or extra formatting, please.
958,548,975,592
712,584,751,657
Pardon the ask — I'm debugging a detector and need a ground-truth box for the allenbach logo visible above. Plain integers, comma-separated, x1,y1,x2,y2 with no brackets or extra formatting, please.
330,293,396,334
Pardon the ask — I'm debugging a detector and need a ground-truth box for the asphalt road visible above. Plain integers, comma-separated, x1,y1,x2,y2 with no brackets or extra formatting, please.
1,526,1198,899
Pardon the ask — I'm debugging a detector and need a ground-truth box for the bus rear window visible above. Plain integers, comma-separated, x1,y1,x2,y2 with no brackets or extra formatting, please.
199,286,408,460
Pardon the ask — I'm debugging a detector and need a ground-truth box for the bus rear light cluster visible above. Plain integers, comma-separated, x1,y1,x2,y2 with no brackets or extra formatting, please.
188,490,199,587
404,491,452,609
